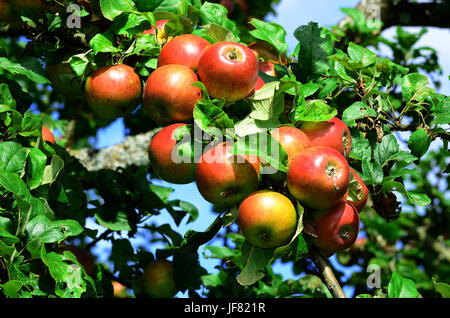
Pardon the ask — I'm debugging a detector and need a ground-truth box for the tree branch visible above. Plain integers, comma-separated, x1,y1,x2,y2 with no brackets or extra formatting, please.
310,249,347,298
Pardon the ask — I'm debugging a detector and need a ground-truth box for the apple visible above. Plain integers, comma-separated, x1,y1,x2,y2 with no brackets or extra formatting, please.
287,146,350,210
307,200,360,257
143,64,202,125
247,76,265,97
148,123,196,184
58,244,96,277
195,142,260,206
271,126,311,166
259,61,276,77
142,259,177,298
345,168,369,212
143,19,172,45
299,117,352,159
197,41,258,101
238,190,297,249
42,125,55,144
157,34,210,72
85,64,142,120
46,61,83,99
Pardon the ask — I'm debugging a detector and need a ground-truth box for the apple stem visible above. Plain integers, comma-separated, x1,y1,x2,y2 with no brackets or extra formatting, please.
310,249,347,298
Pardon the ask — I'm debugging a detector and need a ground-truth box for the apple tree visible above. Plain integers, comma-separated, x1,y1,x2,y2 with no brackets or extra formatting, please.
0,0,449,299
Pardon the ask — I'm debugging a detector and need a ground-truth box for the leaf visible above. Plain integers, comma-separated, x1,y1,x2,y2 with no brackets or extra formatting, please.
361,159,383,185
381,180,431,206
201,23,237,42
342,102,377,127
26,215,84,245
433,279,450,298
374,134,399,167
0,280,23,298
347,42,377,67
0,57,49,84
0,171,31,198
99,0,135,21
292,99,337,122
388,271,420,298
0,216,20,245
294,22,333,82
231,132,289,173
408,129,431,158
193,100,234,132
401,73,433,104
248,18,287,57
236,241,274,286
89,32,121,54
0,142,29,176
25,148,47,190
433,96,450,124
199,1,239,41
42,155,64,185
95,210,132,231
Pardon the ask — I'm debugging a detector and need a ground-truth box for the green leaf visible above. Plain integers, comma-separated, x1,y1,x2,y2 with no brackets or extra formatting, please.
292,99,337,122
95,210,132,231
362,159,383,185
236,241,274,286
381,180,431,206
401,73,433,104
0,171,31,198
199,1,239,41
201,23,236,42
231,132,288,173
347,42,377,67
100,0,135,21
26,215,84,245
433,96,450,124
42,155,64,185
193,100,234,132
342,102,377,127
89,32,121,54
25,148,47,190
0,142,29,176
433,279,450,298
349,132,371,161
0,57,49,84
294,22,333,82
408,129,431,158
249,18,287,57
0,216,20,245
388,271,420,298
0,280,23,298
374,134,399,166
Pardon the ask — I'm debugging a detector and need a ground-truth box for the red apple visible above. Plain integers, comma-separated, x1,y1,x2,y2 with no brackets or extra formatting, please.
259,61,276,77
307,200,360,257
85,64,142,120
271,126,311,166
157,34,210,72
299,117,352,159
143,19,172,45
287,146,350,210
46,61,83,99
197,41,258,101
42,125,55,144
345,168,369,212
142,260,177,298
143,64,202,125
195,142,260,206
247,76,265,97
238,190,297,249
148,123,196,184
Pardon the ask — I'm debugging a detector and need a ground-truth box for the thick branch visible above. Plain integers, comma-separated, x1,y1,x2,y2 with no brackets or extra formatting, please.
68,129,160,171
310,249,347,298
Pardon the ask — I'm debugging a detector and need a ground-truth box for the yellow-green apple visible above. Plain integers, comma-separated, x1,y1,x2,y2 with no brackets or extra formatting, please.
299,117,352,159
197,41,258,101
157,34,210,72
85,64,142,120
148,123,196,184
195,142,260,206
143,64,202,125
238,190,297,249
142,259,177,298
287,146,350,209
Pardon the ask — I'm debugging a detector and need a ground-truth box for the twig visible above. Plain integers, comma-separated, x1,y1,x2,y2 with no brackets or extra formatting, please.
310,249,347,298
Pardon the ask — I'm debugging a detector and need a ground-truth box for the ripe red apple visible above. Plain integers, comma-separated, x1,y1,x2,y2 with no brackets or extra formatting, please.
195,142,260,206
148,123,196,184
238,190,297,249
345,168,369,212
287,146,350,210
85,64,142,120
42,125,55,144
299,117,352,159
157,34,210,72
143,19,172,45
143,64,202,125
58,244,96,277
46,62,83,99
197,41,258,101
271,126,311,166
247,76,265,97
259,61,276,77
142,260,177,298
307,200,360,257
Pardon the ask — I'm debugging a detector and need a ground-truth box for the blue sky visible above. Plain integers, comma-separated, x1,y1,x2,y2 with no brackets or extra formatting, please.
88,0,450,297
